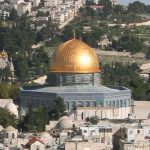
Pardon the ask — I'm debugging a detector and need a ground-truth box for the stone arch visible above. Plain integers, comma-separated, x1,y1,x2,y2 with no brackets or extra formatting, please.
77,101,84,107
120,100,123,107
91,102,96,107
71,102,76,110
116,100,119,107
112,100,115,107
85,102,90,107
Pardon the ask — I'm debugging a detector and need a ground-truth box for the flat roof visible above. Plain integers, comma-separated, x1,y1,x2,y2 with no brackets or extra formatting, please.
134,101,150,119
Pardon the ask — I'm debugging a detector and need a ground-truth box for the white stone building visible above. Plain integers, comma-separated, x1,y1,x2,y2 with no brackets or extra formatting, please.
44,0,59,7
52,13,65,24
115,121,150,150
17,2,32,15
26,137,45,150
75,105,132,120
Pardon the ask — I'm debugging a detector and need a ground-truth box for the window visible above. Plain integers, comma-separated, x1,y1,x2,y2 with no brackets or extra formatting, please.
92,138,100,143
36,146,39,150
120,100,123,107
124,134,127,138
12,133,15,138
84,130,87,133
101,137,105,143
137,130,140,133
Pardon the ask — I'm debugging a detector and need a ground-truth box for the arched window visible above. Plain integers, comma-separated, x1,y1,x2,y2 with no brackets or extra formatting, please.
116,100,119,107
113,101,115,107
77,102,84,107
91,102,96,107
6,133,8,138
12,133,15,138
120,100,123,108
86,102,90,107
81,112,84,120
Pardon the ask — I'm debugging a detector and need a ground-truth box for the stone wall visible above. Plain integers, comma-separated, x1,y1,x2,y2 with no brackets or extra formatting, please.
48,73,101,86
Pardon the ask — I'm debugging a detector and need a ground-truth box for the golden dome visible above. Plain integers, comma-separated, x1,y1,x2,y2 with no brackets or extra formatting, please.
49,39,100,73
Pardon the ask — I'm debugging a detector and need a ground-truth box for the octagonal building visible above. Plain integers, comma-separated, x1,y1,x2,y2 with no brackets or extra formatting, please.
20,39,132,120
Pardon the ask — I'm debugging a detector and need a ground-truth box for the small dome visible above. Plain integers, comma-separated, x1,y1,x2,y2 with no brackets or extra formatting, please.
58,116,73,129
49,39,100,73
5,101,18,117
4,126,17,131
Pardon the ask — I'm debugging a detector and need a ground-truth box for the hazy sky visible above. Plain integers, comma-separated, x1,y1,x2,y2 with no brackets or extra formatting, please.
118,0,150,5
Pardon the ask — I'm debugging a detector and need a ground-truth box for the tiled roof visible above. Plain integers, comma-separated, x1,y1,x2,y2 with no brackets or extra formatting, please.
27,137,45,145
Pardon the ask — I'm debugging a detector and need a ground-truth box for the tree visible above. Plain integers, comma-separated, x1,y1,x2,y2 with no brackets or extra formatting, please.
60,25,74,42
0,108,16,127
49,97,66,119
0,83,10,98
145,5,150,13
86,116,99,124
128,1,145,14
102,62,149,100
21,107,49,132
112,34,143,53
99,0,113,16
9,8,18,21
113,5,124,15
146,48,150,60
9,84,20,104
79,7,95,17
14,54,31,81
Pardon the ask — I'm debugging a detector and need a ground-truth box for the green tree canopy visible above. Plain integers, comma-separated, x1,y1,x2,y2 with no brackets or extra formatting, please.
9,8,18,21
0,83,11,98
99,0,113,16
113,5,124,15
146,48,150,60
86,116,99,124
49,97,66,119
21,107,49,132
128,1,145,14
0,107,16,127
14,54,31,81
112,34,143,53
102,62,149,100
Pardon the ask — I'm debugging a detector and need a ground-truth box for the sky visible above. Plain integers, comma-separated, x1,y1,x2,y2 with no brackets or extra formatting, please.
117,0,150,5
